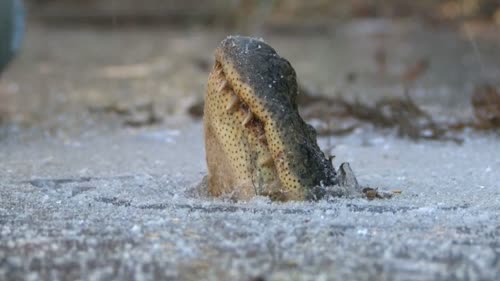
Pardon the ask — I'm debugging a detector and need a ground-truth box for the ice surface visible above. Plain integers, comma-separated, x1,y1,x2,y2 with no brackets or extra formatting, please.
1,123,499,281
1,20,499,281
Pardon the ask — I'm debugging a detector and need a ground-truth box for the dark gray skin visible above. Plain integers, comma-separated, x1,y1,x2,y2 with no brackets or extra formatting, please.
207,36,339,200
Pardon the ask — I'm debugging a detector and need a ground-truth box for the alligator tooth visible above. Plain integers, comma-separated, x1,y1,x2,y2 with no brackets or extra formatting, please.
218,80,228,93
258,133,267,142
242,111,253,126
260,156,273,167
226,93,239,112
328,155,335,164
215,67,223,77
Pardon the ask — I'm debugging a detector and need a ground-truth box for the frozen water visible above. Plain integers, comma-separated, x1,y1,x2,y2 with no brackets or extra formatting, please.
1,20,499,281
1,122,500,280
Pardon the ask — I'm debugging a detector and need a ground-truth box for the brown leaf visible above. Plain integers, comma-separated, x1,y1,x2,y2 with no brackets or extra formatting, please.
472,84,500,129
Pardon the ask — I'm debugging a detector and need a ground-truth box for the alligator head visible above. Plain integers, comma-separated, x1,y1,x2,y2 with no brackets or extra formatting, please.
204,36,338,201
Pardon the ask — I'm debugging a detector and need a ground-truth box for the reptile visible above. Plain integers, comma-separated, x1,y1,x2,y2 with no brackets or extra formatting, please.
203,36,360,201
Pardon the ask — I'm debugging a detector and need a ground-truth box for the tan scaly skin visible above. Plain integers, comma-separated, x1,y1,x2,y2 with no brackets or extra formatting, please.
204,36,338,201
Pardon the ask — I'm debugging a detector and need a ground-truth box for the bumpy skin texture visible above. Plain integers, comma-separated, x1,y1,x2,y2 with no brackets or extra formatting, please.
204,36,337,201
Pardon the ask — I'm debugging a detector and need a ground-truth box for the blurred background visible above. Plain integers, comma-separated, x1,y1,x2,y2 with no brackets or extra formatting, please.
0,0,499,139
25,0,500,27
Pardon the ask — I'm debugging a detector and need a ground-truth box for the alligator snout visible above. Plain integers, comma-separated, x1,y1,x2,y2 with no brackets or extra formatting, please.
204,36,337,201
